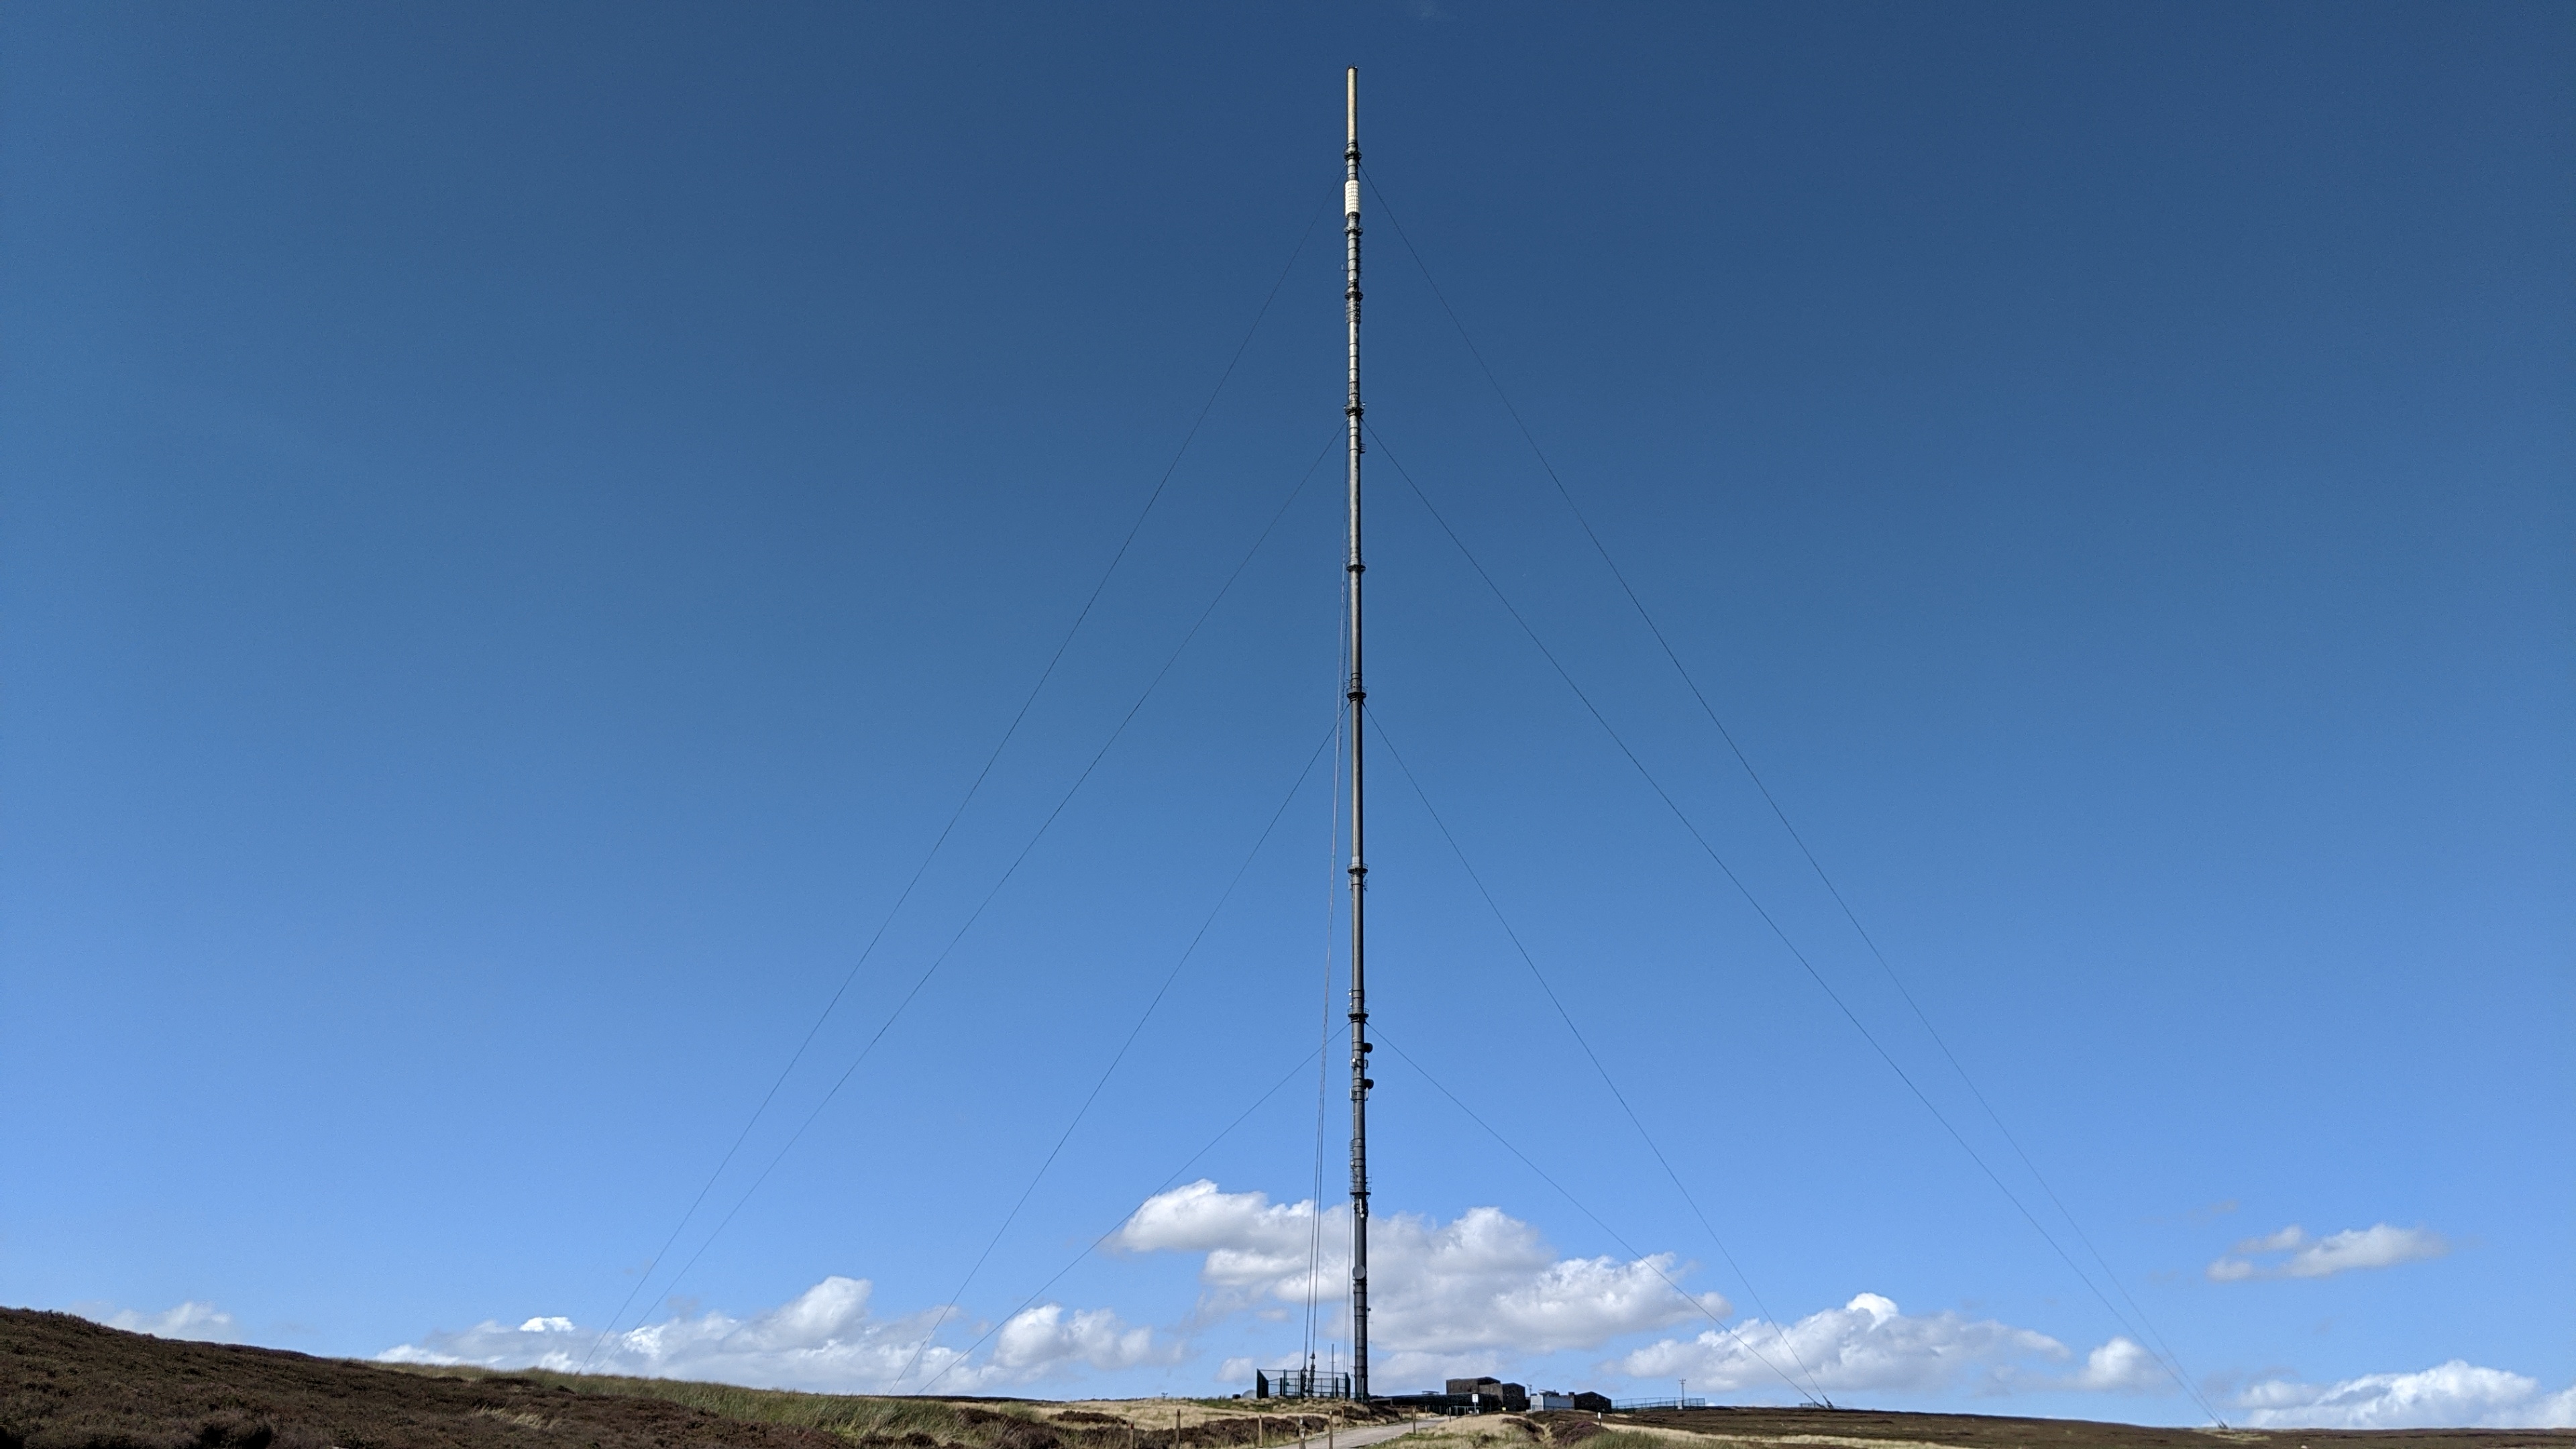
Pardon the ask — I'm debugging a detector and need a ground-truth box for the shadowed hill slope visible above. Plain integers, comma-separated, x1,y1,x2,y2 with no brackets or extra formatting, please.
5,1308,2569,1449
1,1307,846,1449
0,1309,1371,1449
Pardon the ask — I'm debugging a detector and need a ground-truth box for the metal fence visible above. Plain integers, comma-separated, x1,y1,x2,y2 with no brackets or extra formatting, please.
1609,1398,1707,1411
1254,1368,1352,1400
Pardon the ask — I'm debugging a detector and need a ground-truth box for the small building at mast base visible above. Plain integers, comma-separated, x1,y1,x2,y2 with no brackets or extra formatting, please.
1250,1369,1611,1415
1441,1379,1528,1413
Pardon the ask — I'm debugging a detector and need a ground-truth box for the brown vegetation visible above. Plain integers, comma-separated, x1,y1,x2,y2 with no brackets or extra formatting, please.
5,1309,2567,1449
1554,1405,2575,1449
1,1307,839,1449
0,1310,1387,1449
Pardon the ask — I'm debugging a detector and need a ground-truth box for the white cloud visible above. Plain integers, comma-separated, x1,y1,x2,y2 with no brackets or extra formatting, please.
2206,1224,2448,1283
2238,1360,2576,1429
91,1301,242,1342
1118,1183,2194,1401
987,1304,1160,1379
1617,1294,2168,1399
339,1191,2510,1416
2071,1337,2167,1393
378,1276,1159,1393
1116,1181,1725,1384
372,1181,1750,1395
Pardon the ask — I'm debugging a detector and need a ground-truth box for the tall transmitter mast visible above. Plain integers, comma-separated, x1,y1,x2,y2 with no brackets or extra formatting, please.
1340,64,1373,1404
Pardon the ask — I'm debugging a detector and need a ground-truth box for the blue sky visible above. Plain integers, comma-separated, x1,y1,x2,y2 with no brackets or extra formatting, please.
3,0,2568,1431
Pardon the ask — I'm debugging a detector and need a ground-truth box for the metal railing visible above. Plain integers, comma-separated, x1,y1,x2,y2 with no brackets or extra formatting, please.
1255,1368,1352,1400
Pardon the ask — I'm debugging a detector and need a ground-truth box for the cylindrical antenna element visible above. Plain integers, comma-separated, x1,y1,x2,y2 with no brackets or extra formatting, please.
1346,66,1358,143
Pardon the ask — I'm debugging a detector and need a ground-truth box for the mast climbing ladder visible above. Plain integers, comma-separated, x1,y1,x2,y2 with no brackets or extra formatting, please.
1341,64,1371,1405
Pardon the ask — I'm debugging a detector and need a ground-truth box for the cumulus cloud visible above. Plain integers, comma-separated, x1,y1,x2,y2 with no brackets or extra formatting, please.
89,1301,242,1342
378,1276,1159,1393
2070,1337,2166,1393
987,1303,1159,1380
1616,1293,2164,1399
1118,1183,2191,1400
2237,1361,2576,1429
2206,1224,2449,1283
1116,1181,1725,1383
374,1181,1741,1394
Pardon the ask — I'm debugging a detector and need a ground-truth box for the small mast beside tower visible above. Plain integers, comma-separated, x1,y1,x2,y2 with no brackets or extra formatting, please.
1341,64,1372,1405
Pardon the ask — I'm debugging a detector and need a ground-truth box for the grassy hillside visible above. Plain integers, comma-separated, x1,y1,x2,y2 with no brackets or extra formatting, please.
4,1308,2568,1449
0,1309,1375,1449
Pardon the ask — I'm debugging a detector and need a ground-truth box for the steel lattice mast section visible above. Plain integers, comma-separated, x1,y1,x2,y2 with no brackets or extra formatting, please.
1340,64,1373,1405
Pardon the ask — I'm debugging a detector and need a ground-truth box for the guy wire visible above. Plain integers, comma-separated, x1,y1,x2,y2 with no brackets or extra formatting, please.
1305,588,1348,1380
623,424,1343,1334
1369,1027,1815,1402
915,1025,1350,1396
1368,423,2222,1424
1362,168,2211,1414
1368,709,1828,1405
579,193,1334,1369
895,715,1342,1387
